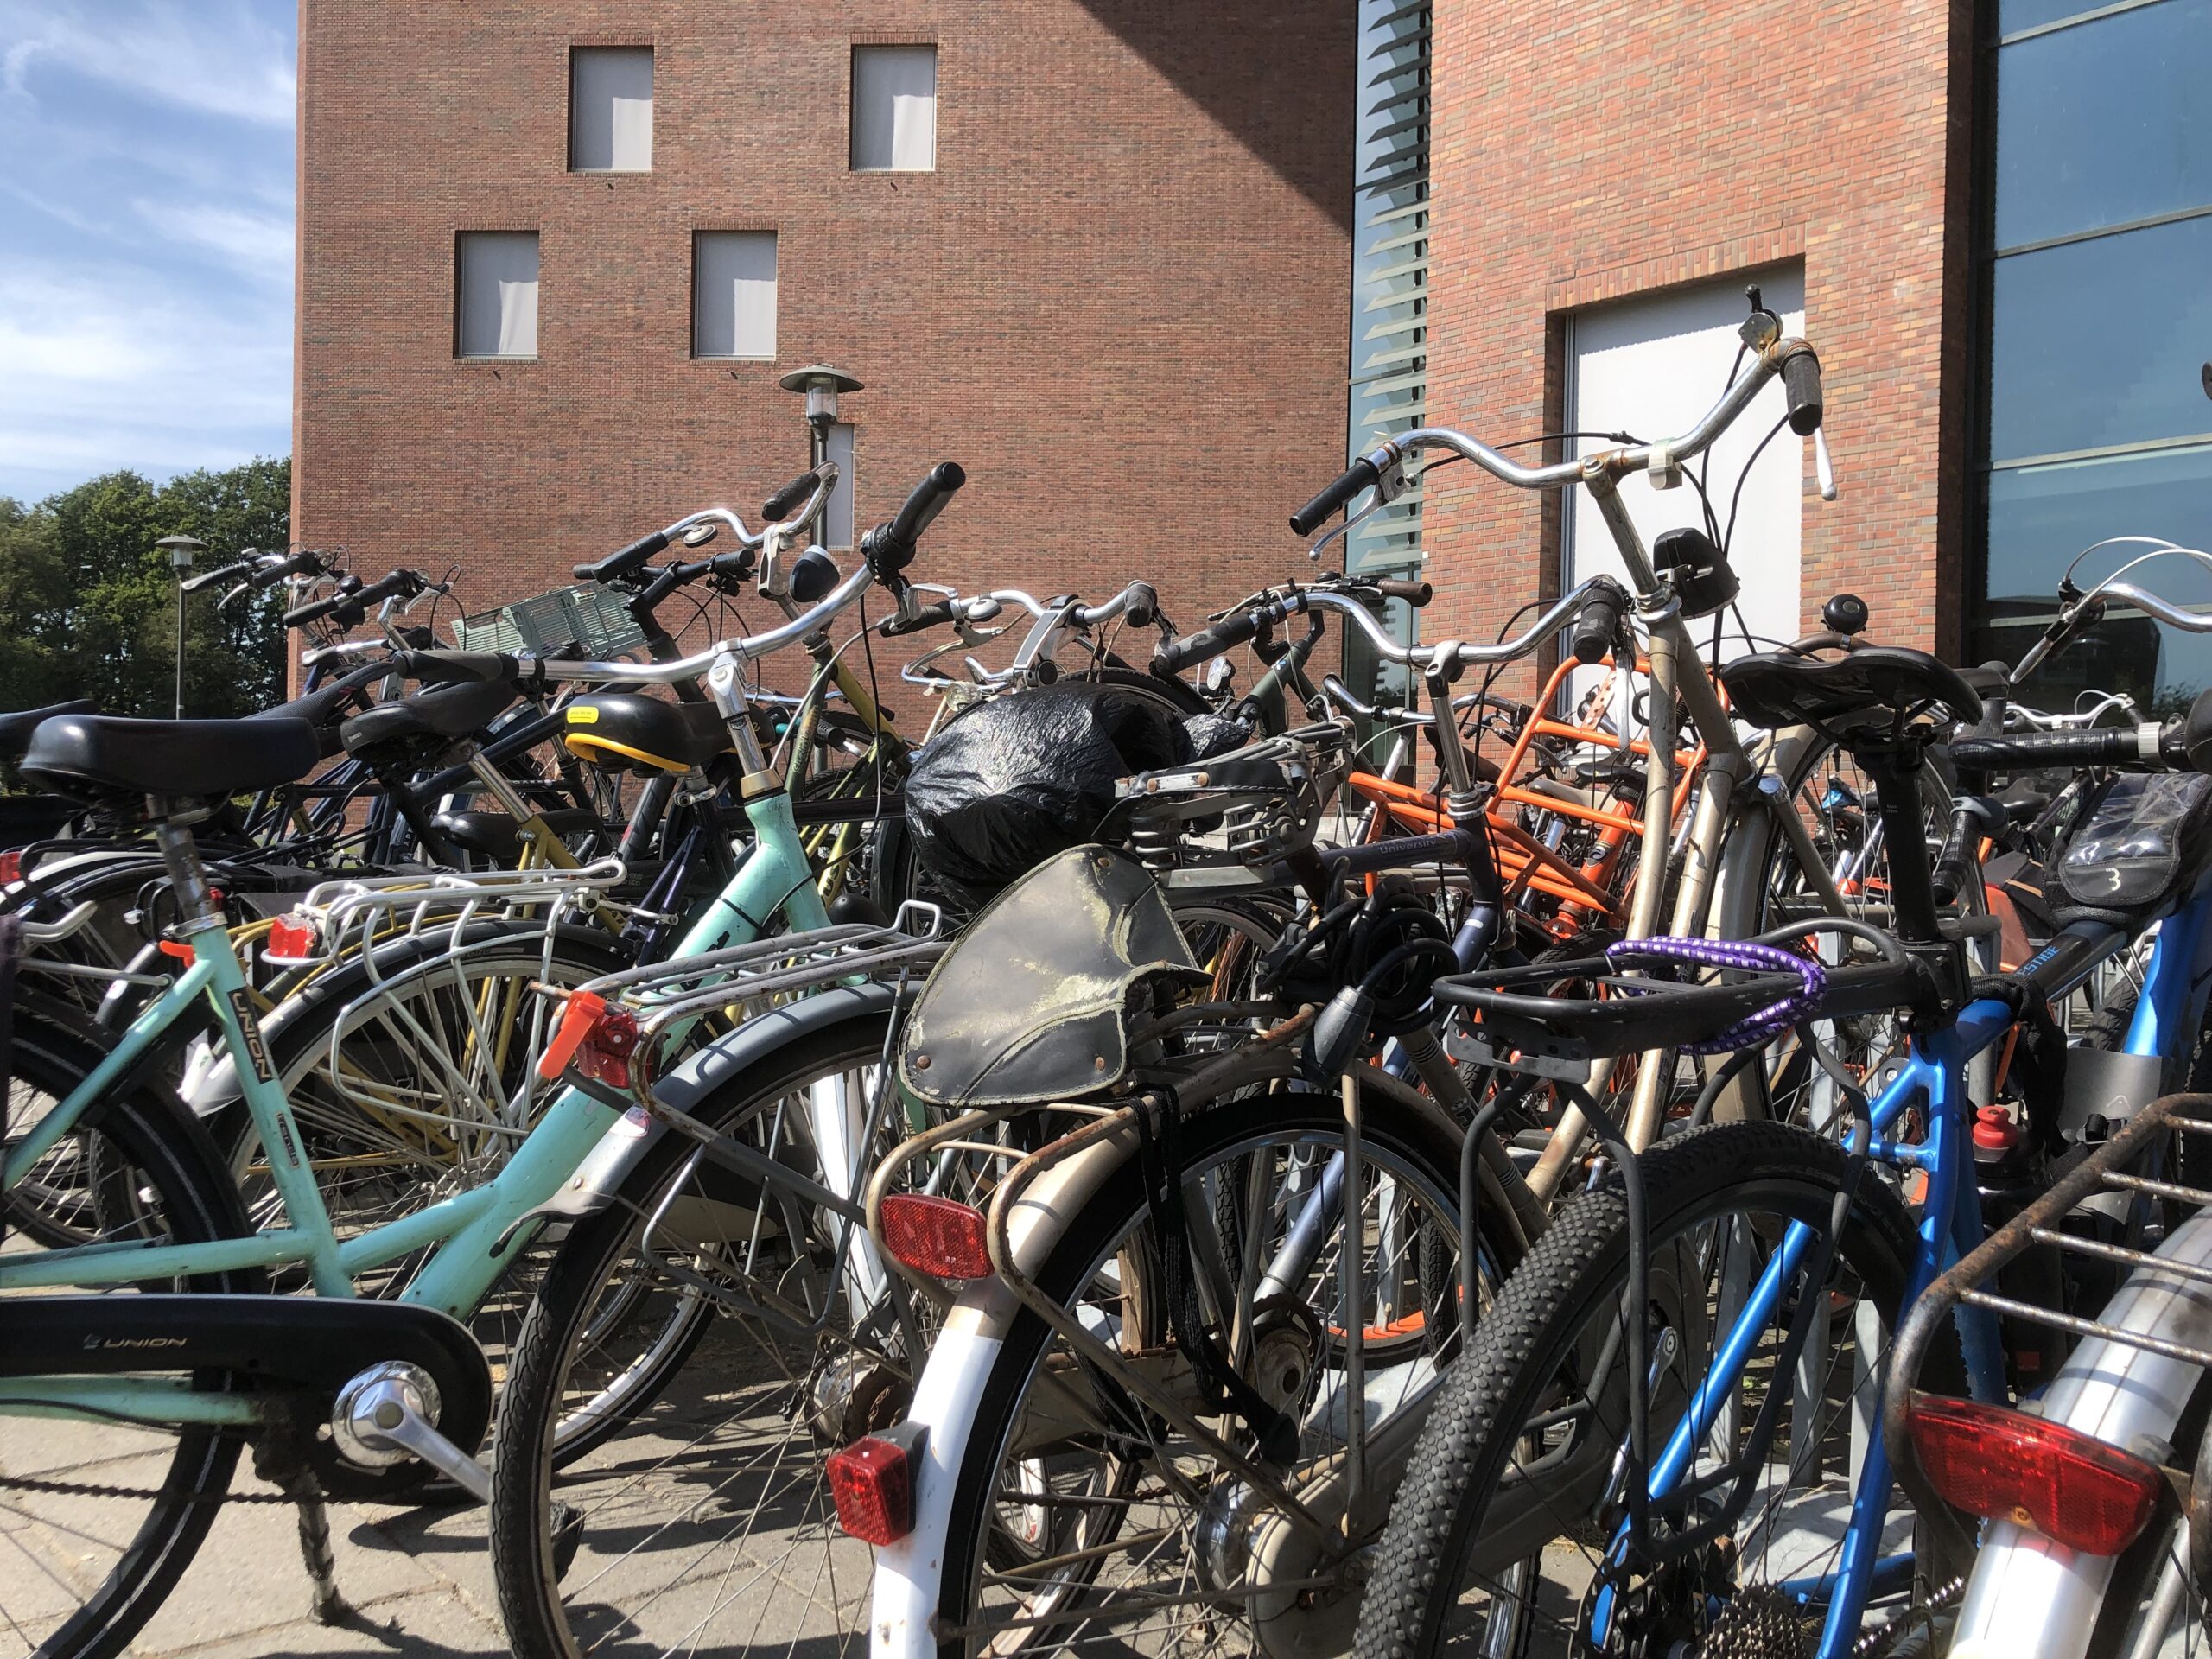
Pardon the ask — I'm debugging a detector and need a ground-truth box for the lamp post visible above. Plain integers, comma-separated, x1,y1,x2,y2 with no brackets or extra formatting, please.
777,365,863,467
157,534,204,720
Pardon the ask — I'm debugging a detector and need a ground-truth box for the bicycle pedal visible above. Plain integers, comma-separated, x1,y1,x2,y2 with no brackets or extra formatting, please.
551,1501,586,1581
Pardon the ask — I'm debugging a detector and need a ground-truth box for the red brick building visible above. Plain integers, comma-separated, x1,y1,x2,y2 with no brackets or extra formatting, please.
293,0,1353,647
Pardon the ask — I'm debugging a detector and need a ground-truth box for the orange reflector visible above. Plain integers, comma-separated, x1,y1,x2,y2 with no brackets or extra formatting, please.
537,991,608,1081
827,1430,919,1545
879,1194,993,1281
1908,1395,2164,1555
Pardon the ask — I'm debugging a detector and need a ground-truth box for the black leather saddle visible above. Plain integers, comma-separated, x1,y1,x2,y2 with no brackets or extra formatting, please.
22,714,324,803
431,807,604,864
340,679,520,757
264,683,359,758
0,700,96,760
1721,646,1983,737
563,695,733,773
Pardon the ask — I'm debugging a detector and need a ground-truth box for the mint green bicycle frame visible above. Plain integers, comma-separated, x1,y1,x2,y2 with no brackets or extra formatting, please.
0,788,830,1430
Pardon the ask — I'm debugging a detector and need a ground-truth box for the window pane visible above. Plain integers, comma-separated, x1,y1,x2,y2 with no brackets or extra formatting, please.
824,423,855,550
1977,442,2212,708
456,232,538,358
692,232,776,359
1988,214,2212,461
1995,0,2212,248
570,48,652,172
1999,0,2107,34
851,47,937,171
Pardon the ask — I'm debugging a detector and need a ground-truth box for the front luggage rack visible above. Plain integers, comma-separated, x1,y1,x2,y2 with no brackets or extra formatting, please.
1885,1090,2212,1566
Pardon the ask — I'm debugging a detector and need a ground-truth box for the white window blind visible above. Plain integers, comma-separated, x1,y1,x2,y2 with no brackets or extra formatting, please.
851,47,936,171
569,48,652,171
824,423,855,549
455,232,539,358
692,232,777,359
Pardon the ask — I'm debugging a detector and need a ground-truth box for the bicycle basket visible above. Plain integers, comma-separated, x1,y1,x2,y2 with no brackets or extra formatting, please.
451,583,645,658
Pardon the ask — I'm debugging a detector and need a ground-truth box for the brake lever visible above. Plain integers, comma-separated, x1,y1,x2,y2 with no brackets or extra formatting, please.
1813,427,1838,501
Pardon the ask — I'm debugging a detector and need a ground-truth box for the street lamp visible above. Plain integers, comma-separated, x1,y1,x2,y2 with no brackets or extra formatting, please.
777,365,863,467
157,534,204,720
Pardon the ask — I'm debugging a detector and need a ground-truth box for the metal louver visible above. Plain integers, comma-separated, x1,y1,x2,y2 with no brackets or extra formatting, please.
1346,0,1428,581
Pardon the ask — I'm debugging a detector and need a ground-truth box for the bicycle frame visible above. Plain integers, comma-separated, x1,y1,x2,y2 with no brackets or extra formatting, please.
1590,879,2212,1657
0,785,830,1432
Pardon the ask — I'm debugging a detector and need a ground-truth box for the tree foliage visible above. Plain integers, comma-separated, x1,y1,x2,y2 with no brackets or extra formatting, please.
0,458,291,721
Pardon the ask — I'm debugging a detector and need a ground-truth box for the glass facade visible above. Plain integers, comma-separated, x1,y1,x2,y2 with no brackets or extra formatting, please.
1976,0,2212,713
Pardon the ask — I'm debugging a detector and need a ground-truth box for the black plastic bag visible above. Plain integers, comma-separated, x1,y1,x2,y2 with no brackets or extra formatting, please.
905,681,1196,906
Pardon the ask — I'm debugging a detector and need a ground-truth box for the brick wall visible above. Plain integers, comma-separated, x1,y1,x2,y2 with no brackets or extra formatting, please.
1421,0,1979,683
295,0,1351,669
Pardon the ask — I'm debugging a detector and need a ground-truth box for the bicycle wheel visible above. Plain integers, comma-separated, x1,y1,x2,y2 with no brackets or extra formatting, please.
492,1009,912,1659
1357,1120,1960,1659
0,1024,260,1659
931,1082,1514,1658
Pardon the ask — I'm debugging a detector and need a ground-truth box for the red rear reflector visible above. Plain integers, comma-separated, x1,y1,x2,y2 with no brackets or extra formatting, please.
879,1194,993,1281
264,913,318,962
0,850,22,883
828,1433,918,1545
1908,1395,2164,1555
536,991,641,1090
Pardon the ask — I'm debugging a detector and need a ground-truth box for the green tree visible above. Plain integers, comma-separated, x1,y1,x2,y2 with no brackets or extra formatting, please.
0,457,291,723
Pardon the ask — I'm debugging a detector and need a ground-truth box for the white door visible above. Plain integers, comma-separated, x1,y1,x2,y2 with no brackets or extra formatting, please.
1565,264,1807,659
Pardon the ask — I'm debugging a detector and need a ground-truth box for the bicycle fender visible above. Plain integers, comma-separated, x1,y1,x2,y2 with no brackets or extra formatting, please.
533,982,904,1224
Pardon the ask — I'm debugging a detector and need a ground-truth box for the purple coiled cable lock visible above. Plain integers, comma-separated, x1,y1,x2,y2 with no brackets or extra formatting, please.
1603,937,1825,1055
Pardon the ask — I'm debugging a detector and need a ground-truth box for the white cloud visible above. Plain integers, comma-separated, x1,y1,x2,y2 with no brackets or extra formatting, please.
0,2,293,126
132,198,293,279
0,261,289,490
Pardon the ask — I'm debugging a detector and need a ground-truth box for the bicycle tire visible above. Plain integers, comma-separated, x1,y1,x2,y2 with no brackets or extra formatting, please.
1357,1119,1961,1659
0,1022,261,1659
931,1081,1523,1658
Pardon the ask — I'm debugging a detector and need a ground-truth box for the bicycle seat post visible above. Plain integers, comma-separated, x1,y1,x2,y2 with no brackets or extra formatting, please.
148,801,224,933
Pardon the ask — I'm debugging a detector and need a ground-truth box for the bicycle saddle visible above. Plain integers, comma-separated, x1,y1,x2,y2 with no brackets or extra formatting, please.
257,683,357,758
1720,646,1983,736
339,677,520,754
0,699,95,760
21,713,324,803
562,694,734,774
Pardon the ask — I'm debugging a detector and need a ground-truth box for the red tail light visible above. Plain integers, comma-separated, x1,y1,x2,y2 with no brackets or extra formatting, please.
879,1195,993,1281
1907,1395,2164,1555
0,849,22,883
537,993,640,1088
828,1427,922,1545
264,912,319,963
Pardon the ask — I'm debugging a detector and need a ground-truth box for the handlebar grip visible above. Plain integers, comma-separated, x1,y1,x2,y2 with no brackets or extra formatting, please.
181,557,256,594
283,575,362,629
762,470,818,522
1948,726,2160,774
1569,588,1624,666
389,650,521,686
574,530,671,586
1153,609,1265,676
1289,455,1380,537
1124,582,1159,629
251,550,327,588
1781,349,1824,436
1376,578,1432,607
880,599,960,639
1322,830,1481,880
889,462,967,545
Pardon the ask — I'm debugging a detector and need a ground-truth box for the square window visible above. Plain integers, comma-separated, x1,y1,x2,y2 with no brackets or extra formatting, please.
570,47,652,172
692,232,777,359
851,46,936,171
455,232,539,359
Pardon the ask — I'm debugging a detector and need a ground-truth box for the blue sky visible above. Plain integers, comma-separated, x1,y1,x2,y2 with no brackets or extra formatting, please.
0,0,295,504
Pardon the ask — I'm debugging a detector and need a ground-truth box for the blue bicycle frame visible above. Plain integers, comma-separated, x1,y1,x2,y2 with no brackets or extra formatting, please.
1592,874,2212,1656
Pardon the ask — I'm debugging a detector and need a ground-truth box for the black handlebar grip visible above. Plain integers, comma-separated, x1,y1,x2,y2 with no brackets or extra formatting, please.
1569,588,1624,666
762,470,818,522
1153,609,1266,677
574,530,671,586
1289,455,1381,537
1124,582,1160,629
1780,349,1824,436
390,650,520,686
1948,726,2152,774
1322,829,1480,879
283,575,361,629
252,550,326,588
889,462,968,545
1376,578,1433,607
180,557,257,594
880,600,960,639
